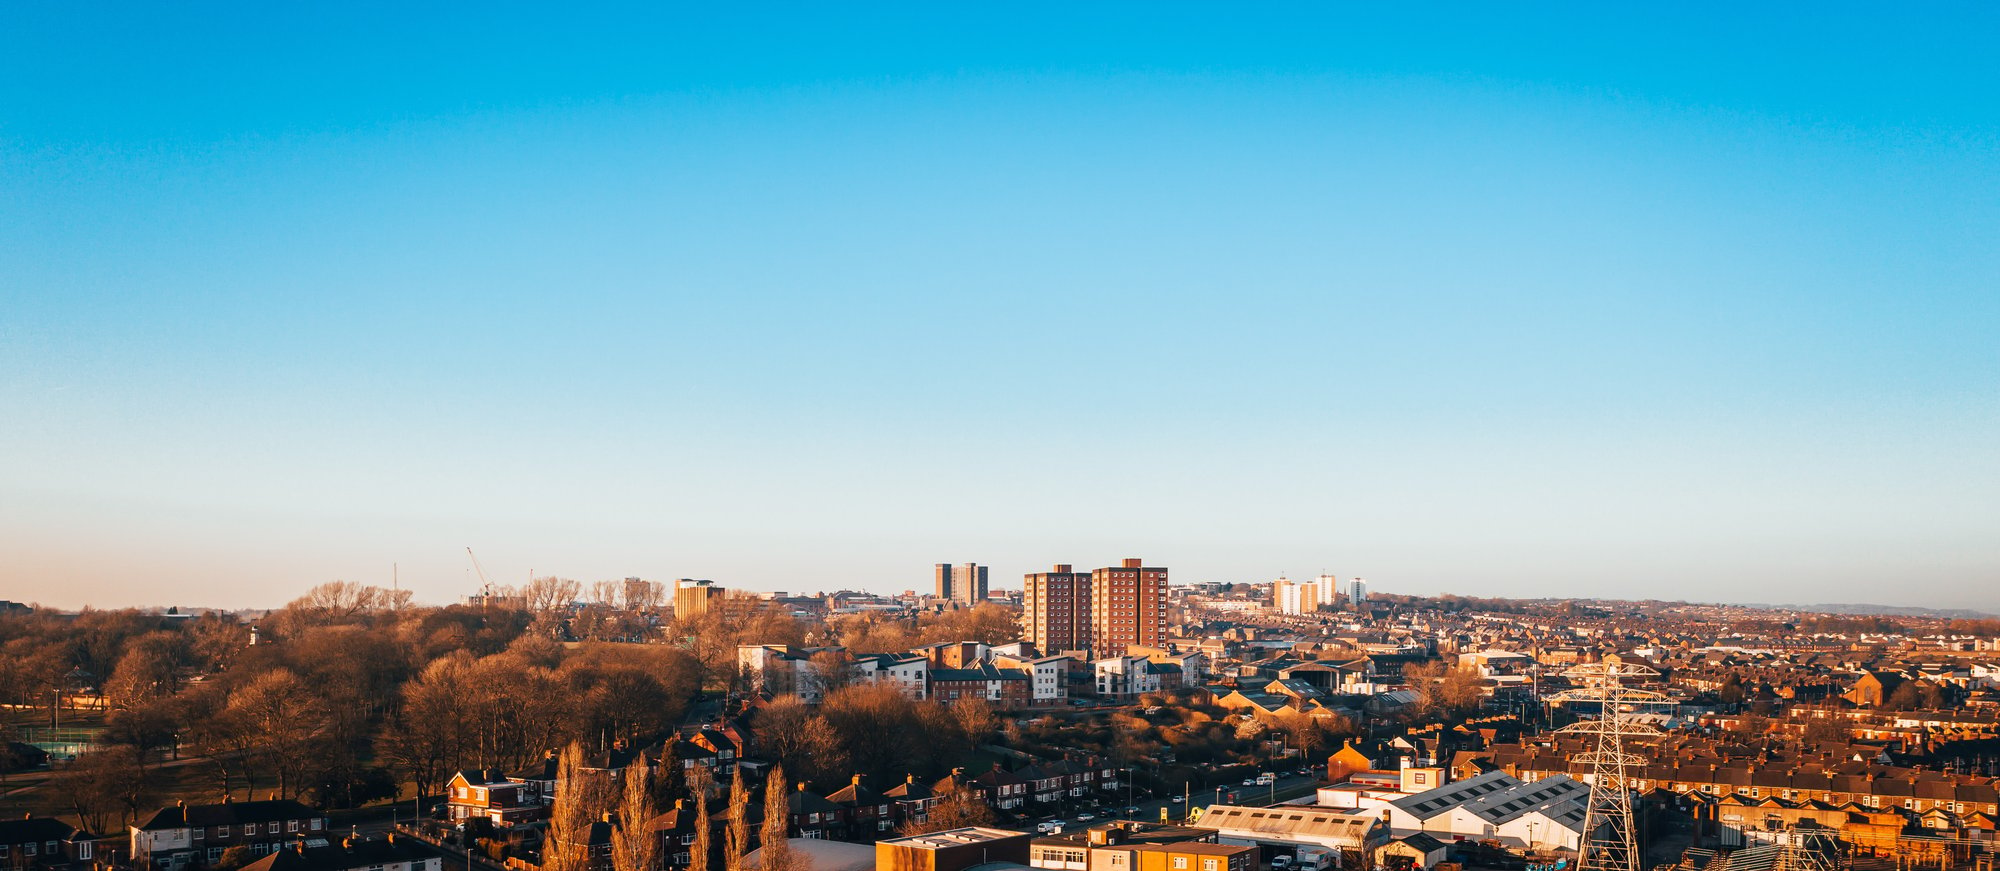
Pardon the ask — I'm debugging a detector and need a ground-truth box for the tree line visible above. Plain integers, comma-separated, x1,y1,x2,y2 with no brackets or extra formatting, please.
0,579,967,833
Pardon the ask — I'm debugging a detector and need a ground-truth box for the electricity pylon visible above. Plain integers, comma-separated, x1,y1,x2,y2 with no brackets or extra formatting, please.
1550,661,1672,871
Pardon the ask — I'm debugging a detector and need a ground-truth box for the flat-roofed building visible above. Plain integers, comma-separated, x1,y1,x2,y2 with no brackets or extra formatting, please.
1132,843,1257,871
1024,565,1092,653
1089,559,1168,657
1031,822,1247,871
878,828,1033,871
1193,805,1388,866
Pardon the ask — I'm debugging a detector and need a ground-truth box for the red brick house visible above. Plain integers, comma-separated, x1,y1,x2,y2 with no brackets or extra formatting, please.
446,769,549,826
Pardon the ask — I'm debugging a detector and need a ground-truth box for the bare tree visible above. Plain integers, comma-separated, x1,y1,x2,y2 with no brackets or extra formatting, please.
524,577,584,617
381,654,476,810
804,651,852,699
52,746,153,834
724,767,750,871
226,669,333,799
287,581,391,621
751,698,848,788
895,785,992,836
547,742,607,871
759,766,792,871
613,757,659,871
621,579,665,613
688,767,713,871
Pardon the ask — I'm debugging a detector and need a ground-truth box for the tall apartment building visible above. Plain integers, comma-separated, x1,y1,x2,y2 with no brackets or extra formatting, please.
1313,573,1341,608
1272,576,1318,615
934,563,989,606
674,578,724,618
1022,564,1092,653
1089,557,1167,657
1348,577,1368,605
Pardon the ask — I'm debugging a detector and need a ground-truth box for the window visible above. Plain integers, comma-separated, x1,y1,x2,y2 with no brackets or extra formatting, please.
1173,858,1189,870
288,821,300,833
310,819,324,831
219,825,231,837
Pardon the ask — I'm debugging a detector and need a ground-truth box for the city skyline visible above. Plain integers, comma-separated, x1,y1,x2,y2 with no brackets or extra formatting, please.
4,6,1996,612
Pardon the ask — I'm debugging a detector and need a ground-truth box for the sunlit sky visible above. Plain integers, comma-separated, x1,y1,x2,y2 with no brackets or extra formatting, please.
3,5,1997,611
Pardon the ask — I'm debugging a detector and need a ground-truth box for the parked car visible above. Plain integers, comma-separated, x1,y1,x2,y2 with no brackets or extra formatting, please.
1270,857,1293,870
1077,814,1096,822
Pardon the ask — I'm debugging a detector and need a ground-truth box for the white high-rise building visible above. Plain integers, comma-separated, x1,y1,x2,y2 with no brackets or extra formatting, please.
1348,577,1369,605
1313,573,1340,608
1273,576,1318,615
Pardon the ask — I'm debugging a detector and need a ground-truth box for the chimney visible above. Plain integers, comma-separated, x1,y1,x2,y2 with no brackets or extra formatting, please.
796,783,808,792
852,775,864,786
1123,558,1143,569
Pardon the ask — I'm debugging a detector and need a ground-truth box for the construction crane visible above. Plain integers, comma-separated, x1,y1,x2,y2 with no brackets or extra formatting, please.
466,547,493,605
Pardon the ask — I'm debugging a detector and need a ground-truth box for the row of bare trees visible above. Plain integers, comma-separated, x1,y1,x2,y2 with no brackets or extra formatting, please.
820,604,1023,654
752,683,996,793
543,742,805,871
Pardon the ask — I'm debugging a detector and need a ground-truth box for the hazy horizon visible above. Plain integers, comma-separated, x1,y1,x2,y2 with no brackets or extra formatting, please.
5,6,1996,613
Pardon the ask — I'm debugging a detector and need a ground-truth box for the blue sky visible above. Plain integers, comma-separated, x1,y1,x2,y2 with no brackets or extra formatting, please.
3,5,1996,610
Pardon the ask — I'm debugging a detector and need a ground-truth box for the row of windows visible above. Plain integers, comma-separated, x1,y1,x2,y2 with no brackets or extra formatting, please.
0,842,61,858
193,819,319,839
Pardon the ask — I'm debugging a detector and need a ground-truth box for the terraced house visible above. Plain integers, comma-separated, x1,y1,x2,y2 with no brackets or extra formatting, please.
0,817,94,868
130,800,328,871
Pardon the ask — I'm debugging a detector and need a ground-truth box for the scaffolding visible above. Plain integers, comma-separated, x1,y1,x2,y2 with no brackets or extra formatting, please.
1773,829,1845,871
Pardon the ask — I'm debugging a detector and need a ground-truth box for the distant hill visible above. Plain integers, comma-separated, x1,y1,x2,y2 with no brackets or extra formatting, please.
1750,602,1996,619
